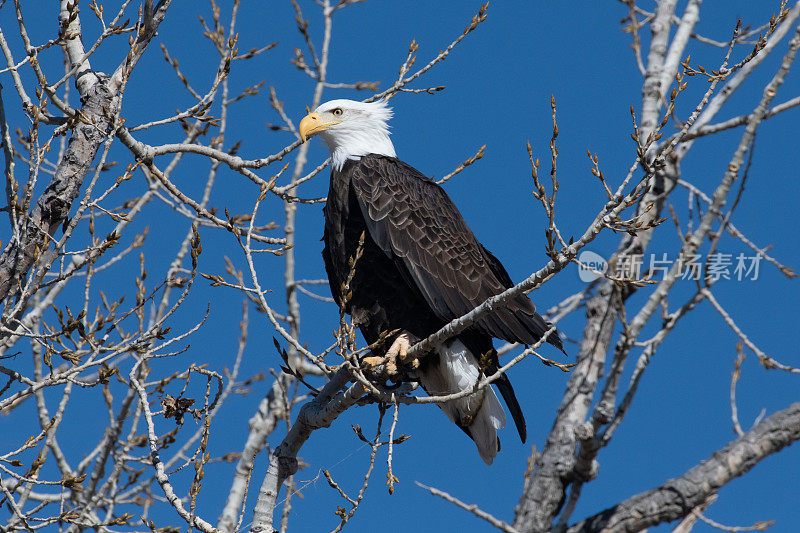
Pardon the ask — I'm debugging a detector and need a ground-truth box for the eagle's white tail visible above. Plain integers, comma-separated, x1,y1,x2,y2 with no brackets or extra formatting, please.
419,339,506,464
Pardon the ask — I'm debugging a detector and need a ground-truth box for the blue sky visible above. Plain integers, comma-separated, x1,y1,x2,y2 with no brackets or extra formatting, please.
2,1,799,531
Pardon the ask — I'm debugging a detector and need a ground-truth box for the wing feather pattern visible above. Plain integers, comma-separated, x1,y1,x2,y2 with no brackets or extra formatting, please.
349,155,562,351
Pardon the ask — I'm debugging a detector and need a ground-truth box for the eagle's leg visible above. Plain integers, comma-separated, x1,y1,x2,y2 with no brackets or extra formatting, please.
363,331,419,376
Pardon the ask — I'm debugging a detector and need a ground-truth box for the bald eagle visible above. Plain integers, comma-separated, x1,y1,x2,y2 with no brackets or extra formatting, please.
299,99,563,464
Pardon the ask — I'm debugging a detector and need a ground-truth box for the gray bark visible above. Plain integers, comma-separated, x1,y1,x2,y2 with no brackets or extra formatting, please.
513,282,620,530
250,369,364,532
515,7,800,530
567,402,800,532
0,0,172,302
218,375,292,533
0,78,115,300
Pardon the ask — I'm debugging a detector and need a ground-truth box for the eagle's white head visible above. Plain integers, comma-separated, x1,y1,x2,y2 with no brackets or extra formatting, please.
298,99,396,171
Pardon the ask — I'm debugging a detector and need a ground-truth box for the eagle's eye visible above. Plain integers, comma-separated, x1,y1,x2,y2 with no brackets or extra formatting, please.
331,108,343,117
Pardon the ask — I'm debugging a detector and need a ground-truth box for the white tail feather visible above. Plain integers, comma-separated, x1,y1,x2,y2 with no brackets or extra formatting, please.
418,339,506,464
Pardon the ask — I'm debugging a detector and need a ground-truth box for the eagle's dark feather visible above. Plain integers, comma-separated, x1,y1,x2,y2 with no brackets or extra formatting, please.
322,154,562,451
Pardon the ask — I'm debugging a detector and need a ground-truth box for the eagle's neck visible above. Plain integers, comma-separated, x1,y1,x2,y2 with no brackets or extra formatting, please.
322,127,396,171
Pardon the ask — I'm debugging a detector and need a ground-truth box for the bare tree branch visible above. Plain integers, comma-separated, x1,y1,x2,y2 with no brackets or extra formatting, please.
568,401,800,532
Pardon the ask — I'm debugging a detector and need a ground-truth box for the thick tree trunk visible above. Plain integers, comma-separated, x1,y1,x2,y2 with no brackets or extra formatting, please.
568,402,800,532
0,77,114,300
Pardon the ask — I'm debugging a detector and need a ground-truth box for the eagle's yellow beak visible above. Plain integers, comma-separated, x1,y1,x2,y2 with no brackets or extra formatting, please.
298,112,340,142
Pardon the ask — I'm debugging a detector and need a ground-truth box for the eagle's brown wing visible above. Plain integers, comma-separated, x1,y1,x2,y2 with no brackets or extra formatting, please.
349,154,562,350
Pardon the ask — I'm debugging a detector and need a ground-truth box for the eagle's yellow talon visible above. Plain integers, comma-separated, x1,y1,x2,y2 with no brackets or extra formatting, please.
361,332,419,377
385,356,398,376
362,356,384,369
